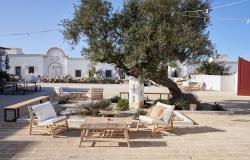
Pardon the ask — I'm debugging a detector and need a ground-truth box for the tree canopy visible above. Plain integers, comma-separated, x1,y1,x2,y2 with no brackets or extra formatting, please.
196,61,230,75
61,0,216,99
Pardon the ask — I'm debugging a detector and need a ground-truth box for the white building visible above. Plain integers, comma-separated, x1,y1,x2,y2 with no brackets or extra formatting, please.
6,47,120,80
169,55,238,77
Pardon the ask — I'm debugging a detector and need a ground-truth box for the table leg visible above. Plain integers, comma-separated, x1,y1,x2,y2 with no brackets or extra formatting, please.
79,129,87,147
124,129,130,147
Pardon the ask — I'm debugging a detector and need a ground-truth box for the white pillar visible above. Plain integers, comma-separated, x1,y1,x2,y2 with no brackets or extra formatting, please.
129,76,144,109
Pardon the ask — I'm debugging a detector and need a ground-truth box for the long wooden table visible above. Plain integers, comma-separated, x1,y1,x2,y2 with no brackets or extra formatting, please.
4,96,49,122
120,92,170,100
79,117,132,147
3,81,41,95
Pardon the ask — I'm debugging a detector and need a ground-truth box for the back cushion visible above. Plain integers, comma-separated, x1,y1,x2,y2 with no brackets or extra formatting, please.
162,107,174,123
149,106,164,120
32,102,57,122
155,102,175,123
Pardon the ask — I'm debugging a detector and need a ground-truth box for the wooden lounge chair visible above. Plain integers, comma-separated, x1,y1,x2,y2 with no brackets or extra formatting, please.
28,101,68,138
137,102,175,133
86,88,104,101
52,87,71,102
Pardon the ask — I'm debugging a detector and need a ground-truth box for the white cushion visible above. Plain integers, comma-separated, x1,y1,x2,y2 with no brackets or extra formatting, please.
38,116,67,126
32,102,57,122
139,115,154,124
139,115,164,125
62,92,70,96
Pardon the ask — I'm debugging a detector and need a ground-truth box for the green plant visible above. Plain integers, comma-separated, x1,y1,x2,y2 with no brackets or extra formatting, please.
211,102,224,111
117,99,129,111
196,61,230,75
80,100,111,116
110,95,121,103
174,93,199,110
134,109,147,119
0,71,11,81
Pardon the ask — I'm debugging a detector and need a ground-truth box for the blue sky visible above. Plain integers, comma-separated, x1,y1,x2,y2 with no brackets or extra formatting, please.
0,0,249,61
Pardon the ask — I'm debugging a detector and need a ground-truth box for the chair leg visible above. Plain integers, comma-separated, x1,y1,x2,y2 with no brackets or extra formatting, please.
136,121,140,131
29,122,33,135
65,120,69,129
152,124,156,133
124,129,130,147
50,125,55,138
170,119,174,133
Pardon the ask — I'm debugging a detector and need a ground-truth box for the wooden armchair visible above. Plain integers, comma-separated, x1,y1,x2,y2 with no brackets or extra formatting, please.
137,102,175,133
28,101,68,138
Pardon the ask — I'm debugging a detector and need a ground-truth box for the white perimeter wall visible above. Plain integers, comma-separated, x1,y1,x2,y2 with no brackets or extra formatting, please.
192,74,237,92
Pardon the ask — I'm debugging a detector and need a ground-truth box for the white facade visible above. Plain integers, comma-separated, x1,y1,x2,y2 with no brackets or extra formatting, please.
6,47,120,80
169,56,238,77
191,74,237,92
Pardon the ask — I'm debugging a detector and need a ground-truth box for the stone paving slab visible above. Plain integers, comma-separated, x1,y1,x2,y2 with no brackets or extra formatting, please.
0,113,250,160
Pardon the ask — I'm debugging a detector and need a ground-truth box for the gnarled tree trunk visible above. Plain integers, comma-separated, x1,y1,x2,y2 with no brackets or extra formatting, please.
149,65,182,100
151,77,182,100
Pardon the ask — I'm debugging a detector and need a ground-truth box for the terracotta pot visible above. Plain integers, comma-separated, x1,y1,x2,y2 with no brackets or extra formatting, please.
190,104,197,111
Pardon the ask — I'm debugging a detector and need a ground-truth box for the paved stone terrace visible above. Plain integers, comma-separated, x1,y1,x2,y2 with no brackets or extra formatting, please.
1,83,250,159
0,113,250,160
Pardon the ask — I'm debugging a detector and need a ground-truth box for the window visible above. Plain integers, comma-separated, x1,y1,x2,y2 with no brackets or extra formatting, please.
15,66,21,76
75,70,81,77
28,66,34,73
105,70,112,78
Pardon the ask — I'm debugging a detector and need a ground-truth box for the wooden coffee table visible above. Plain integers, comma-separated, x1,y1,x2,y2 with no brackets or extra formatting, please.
79,117,132,147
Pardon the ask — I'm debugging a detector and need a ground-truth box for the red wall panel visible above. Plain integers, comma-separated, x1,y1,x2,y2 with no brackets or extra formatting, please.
238,57,250,96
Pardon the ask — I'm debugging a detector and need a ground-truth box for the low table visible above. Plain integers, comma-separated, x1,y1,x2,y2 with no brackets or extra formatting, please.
79,117,132,147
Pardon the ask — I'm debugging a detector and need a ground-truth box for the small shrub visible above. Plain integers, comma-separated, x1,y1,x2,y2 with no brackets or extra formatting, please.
110,95,121,103
79,100,111,116
134,109,147,119
0,71,11,81
117,99,129,111
174,93,199,110
211,102,224,111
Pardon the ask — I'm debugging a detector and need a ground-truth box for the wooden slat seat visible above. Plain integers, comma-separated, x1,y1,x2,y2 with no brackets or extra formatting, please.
4,96,49,122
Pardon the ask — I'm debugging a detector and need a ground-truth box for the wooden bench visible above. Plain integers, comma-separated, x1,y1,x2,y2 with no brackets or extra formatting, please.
4,96,49,122
119,92,170,100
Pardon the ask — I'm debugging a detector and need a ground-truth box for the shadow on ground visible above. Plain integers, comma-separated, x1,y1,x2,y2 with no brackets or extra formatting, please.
174,126,225,136
221,100,250,115
60,129,167,148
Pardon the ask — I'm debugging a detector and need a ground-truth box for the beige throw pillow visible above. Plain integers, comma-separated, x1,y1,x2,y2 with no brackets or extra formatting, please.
149,106,164,120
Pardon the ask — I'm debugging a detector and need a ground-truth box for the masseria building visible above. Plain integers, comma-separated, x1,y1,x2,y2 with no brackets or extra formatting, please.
5,47,120,80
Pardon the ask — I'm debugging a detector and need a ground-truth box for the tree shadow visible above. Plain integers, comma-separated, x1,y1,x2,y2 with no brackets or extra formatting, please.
60,129,167,147
0,140,36,159
174,126,225,136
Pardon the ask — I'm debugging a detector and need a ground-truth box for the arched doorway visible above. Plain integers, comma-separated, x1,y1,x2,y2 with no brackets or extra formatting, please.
48,62,62,79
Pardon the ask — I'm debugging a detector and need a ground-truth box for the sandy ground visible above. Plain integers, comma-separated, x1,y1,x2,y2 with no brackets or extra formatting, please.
1,83,250,109
0,83,250,159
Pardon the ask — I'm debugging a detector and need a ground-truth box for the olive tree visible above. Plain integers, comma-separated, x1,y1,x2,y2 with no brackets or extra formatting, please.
61,0,215,99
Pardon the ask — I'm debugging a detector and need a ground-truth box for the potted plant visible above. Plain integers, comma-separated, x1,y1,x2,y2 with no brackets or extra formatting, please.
190,103,197,111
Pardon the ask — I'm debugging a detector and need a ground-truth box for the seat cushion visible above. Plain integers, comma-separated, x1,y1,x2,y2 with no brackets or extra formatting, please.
149,106,164,120
62,92,70,96
32,102,57,122
38,116,67,126
139,115,154,124
139,115,164,125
